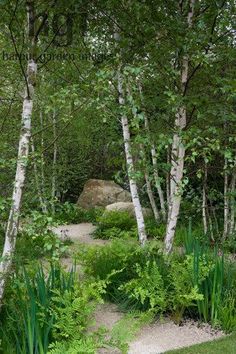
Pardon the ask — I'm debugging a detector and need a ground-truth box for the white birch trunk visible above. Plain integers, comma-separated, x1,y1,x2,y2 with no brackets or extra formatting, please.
117,69,147,245
165,0,195,253
150,146,166,219
139,143,160,222
0,60,37,301
145,171,160,222
166,145,171,207
223,162,229,239
0,0,37,302
165,128,185,253
138,83,166,219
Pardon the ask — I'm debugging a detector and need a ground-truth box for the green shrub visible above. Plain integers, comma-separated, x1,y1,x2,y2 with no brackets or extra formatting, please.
145,218,165,239
93,226,137,240
14,230,70,264
77,238,236,331
96,210,136,231
77,240,167,310
92,210,137,240
223,234,236,253
218,290,236,332
168,254,208,323
190,244,235,328
53,202,103,224
0,263,105,354
48,337,97,354
119,260,167,313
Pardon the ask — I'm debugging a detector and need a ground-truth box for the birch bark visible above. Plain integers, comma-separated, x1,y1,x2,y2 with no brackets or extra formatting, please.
139,143,160,222
0,0,37,301
229,162,236,235
117,69,147,245
165,0,195,253
145,171,160,222
138,83,166,219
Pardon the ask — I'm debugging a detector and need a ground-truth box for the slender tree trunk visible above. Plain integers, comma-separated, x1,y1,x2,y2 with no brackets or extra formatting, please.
212,206,219,235
202,162,208,234
207,206,214,241
138,83,166,219
145,171,160,222
166,145,171,207
165,127,185,252
165,0,195,253
117,68,147,245
139,143,160,222
0,0,37,302
223,160,229,239
31,139,47,213
150,146,166,220
51,109,57,214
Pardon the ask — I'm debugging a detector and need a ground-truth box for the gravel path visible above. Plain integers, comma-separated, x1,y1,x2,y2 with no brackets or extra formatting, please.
128,319,224,354
51,223,226,353
92,303,224,354
51,222,108,245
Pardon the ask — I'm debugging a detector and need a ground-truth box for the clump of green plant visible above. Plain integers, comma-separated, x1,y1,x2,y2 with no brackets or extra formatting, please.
109,311,153,352
119,260,167,313
218,290,236,332
223,234,236,253
187,239,235,329
93,210,136,240
52,202,103,224
15,230,70,263
168,254,211,323
145,218,165,239
94,226,137,240
48,336,98,354
78,240,166,310
77,238,236,332
97,210,136,231
14,209,74,263
0,263,106,353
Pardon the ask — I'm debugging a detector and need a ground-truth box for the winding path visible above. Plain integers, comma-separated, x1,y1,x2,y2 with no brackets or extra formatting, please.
51,223,225,353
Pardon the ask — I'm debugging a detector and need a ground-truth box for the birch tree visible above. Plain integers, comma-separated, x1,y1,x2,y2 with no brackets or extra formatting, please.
165,0,195,253
0,0,37,301
117,68,147,245
138,83,166,220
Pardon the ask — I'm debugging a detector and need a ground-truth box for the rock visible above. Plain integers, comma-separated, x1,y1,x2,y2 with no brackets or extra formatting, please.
105,202,152,218
77,179,131,209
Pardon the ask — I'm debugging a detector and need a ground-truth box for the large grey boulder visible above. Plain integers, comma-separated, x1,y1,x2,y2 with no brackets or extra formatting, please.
77,179,131,209
105,202,152,218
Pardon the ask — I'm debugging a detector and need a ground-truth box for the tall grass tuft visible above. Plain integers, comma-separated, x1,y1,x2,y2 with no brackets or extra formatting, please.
183,219,235,328
1,263,76,353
